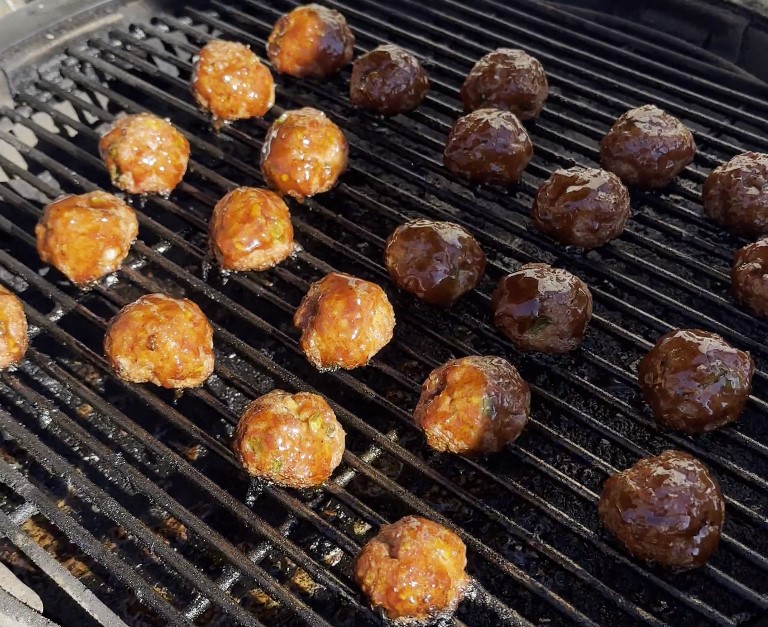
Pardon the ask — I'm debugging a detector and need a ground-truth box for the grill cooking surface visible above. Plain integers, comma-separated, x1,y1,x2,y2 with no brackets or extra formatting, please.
1,0,768,625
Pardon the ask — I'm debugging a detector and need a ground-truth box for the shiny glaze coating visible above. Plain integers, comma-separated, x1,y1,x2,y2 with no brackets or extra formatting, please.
384,219,485,306
266,4,354,78
732,237,768,318
532,166,631,249
638,328,753,433
99,113,190,195
414,356,530,455
36,191,139,286
104,294,214,389
232,390,345,488
355,516,468,621
0,286,28,370
600,104,696,188
491,263,593,354
443,108,533,185
293,272,395,371
599,450,725,568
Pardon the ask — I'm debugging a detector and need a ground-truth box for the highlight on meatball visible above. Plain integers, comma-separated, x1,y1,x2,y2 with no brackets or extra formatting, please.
36,191,138,286
532,166,631,249
355,516,469,621
266,4,354,78
261,107,348,201
600,104,696,188
232,389,345,488
104,293,214,389
293,272,395,371
638,328,753,433
733,237,768,318
0,286,28,370
599,450,725,568
460,48,548,120
99,112,190,195
443,108,533,185
491,263,592,354
384,219,486,306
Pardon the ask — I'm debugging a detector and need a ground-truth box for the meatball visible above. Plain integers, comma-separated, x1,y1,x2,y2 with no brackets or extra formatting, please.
104,293,214,389
99,112,190,195
384,219,485,306
0,286,28,370
232,390,345,488
443,108,533,185
266,4,354,78
638,328,753,433
349,44,430,116
460,48,548,120
355,516,468,621
36,191,138,286
532,166,631,249
733,237,768,317
261,108,348,201
293,272,395,370
599,450,725,568
492,263,592,354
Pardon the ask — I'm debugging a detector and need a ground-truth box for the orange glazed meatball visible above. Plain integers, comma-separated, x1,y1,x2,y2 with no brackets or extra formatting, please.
293,272,395,371
104,294,214,389
99,113,190,195
261,108,348,201
355,516,469,621
0,286,28,370
36,191,138,286
732,237,768,318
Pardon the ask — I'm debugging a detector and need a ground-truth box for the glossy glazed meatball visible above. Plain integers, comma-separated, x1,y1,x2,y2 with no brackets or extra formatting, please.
600,104,696,188
261,108,348,201
638,329,753,433
599,450,725,568
733,238,768,317
99,113,190,195
532,166,631,249
267,4,354,78
232,390,345,488
444,108,533,185
104,294,214,389
384,219,485,306
492,263,592,354
460,48,548,120
36,191,138,286
293,272,395,371
0,286,28,370
355,516,468,621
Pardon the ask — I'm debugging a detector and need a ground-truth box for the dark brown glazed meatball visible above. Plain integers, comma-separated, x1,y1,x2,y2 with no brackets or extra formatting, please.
0,286,28,370
355,516,468,621
599,450,725,568
266,4,354,78
600,104,696,188
349,44,430,116
232,390,345,488
638,328,753,433
293,272,395,370
384,219,485,306
491,263,593,354
732,237,768,318
532,166,631,249
443,108,533,185
460,48,548,120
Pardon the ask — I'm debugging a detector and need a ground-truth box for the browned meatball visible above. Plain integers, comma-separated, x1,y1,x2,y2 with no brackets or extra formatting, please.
600,104,696,188
261,108,348,201
104,293,214,389
384,219,485,306
599,450,725,568
638,329,753,433
293,272,395,371
0,286,28,370
36,191,138,286
491,263,592,354
733,237,768,317
532,166,631,249
355,516,468,621
232,390,345,488
460,48,548,120
266,4,354,78
349,44,429,116
99,113,190,195
443,108,533,185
